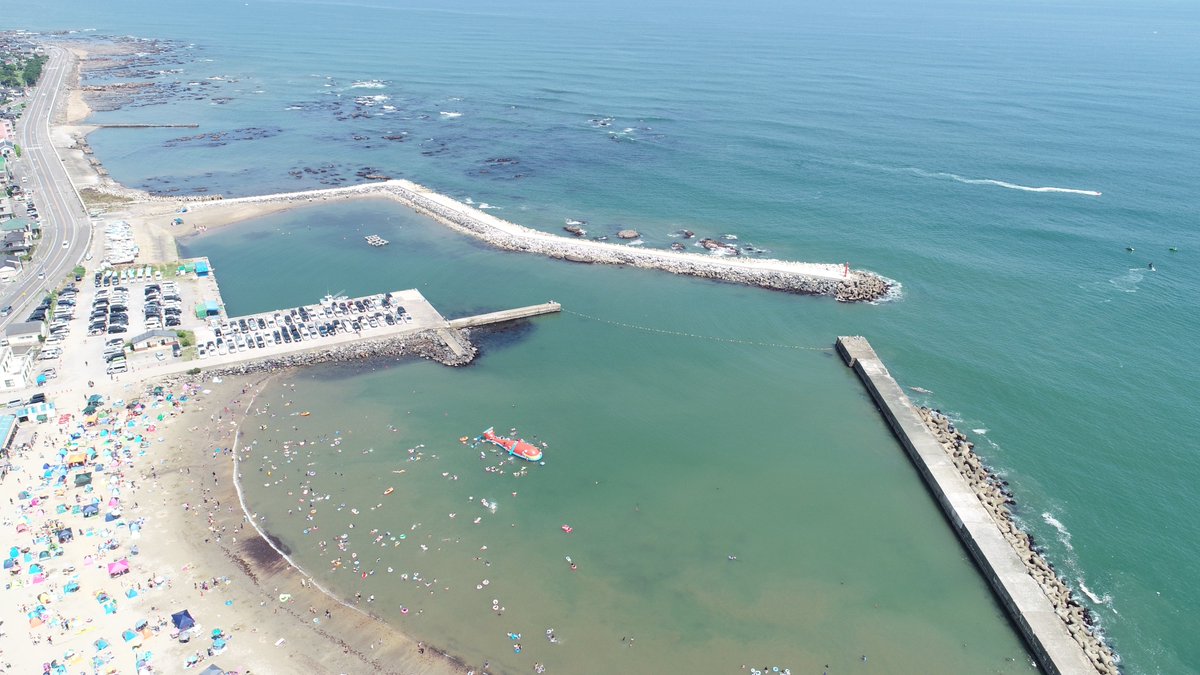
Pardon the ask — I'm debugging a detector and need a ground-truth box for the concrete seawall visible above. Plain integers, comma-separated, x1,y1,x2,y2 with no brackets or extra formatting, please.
836,336,1103,675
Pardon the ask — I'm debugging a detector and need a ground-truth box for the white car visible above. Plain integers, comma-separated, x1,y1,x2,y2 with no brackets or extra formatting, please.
63,240,70,248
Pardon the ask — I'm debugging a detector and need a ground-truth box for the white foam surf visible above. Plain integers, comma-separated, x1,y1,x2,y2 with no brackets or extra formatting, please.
351,80,387,89
1042,512,1074,553
440,111,463,118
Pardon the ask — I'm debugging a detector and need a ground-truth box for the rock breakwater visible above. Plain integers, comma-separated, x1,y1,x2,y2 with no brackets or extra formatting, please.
917,407,1119,675
201,329,477,377
381,181,894,303
87,170,894,302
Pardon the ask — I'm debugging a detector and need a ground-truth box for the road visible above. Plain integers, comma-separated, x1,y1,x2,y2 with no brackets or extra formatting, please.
2,45,93,330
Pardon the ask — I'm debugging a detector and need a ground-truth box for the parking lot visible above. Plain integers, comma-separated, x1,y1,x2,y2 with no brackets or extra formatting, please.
193,289,442,360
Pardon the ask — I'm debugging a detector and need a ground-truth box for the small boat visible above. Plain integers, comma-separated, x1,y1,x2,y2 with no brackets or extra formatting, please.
383,487,394,496
299,411,311,417
561,525,573,533
480,427,543,462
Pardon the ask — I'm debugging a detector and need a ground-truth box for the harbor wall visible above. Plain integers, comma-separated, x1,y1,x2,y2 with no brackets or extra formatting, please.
836,336,1108,675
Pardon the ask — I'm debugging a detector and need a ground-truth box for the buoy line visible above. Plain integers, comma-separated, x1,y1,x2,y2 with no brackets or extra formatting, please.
562,309,832,351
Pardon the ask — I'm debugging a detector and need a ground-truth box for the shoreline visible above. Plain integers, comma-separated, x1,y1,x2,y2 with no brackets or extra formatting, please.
0,368,466,674
10,35,1110,675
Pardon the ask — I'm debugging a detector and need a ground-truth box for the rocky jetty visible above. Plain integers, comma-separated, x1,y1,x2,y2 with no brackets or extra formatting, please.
202,329,476,377
616,229,640,239
380,182,894,303
563,224,586,237
151,179,893,303
917,407,1119,675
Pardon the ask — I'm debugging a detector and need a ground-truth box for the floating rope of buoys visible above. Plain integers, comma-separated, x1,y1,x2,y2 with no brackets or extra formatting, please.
562,309,832,351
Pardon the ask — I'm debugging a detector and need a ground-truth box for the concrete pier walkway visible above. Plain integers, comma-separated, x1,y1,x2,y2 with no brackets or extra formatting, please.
447,302,561,329
836,336,1098,675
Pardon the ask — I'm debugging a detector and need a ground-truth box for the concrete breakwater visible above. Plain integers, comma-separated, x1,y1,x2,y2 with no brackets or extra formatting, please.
917,407,1118,674
202,329,477,376
837,336,1113,675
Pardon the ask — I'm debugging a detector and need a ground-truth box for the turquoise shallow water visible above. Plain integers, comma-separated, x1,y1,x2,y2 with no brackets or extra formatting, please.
9,0,1200,671
184,201,1030,673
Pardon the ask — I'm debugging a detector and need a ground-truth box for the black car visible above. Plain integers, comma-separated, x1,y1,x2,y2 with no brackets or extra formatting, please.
107,325,127,334
257,317,267,329
281,330,292,343
272,330,281,344
29,393,46,404
165,317,181,327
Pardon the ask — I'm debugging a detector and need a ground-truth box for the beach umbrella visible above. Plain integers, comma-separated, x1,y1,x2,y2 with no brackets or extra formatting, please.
171,609,195,631
107,560,129,577
28,563,42,574
95,638,110,651
9,546,17,558
3,559,14,569
65,581,79,593
122,629,137,642
125,588,137,599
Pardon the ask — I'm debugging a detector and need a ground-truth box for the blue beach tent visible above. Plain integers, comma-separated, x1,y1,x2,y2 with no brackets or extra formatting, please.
171,610,195,631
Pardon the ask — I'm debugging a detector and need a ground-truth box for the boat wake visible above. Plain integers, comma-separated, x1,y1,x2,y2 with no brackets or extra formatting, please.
858,162,1102,196
907,168,1101,196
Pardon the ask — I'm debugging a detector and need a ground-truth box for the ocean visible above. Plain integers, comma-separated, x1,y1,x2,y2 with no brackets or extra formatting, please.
9,0,1200,672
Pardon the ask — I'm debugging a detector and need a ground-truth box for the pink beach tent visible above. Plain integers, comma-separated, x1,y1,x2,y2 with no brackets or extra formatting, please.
107,559,130,577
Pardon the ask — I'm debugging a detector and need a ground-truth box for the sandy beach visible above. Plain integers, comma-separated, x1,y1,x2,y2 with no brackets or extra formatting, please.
0,368,467,674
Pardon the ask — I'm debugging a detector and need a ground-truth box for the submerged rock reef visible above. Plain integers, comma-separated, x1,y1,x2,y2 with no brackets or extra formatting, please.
918,407,1119,675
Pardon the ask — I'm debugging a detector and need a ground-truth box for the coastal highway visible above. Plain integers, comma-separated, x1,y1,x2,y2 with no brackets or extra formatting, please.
1,45,92,331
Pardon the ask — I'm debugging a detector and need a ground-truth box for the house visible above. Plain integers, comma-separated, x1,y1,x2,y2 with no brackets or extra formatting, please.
0,341,36,390
5,321,45,348
0,119,14,158
0,197,13,221
0,258,21,282
130,329,180,351
1,230,29,254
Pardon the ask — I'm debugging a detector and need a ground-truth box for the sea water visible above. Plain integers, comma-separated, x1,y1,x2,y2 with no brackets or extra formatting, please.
10,0,1200,671
185,201,1030,673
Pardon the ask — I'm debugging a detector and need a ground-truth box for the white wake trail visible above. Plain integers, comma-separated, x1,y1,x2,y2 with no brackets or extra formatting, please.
906,167,1101,196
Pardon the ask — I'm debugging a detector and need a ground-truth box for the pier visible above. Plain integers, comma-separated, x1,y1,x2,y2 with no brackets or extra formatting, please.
117,289,559,382
836,336,1102,675
447,301,561,329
